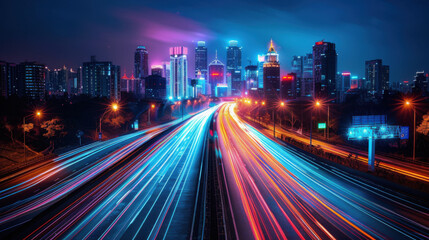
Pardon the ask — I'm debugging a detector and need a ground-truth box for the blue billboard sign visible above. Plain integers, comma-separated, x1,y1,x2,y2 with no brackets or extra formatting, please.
400,126,409,140
352,115,386,126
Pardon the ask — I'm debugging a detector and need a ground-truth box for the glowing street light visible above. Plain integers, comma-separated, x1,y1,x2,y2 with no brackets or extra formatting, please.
99,102,120,140
23,110,42,162
404,99,416,161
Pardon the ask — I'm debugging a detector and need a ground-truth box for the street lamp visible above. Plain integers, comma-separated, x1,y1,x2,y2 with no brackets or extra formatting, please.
273,101,285,138
23,110,42,163
404,100,416,161
310,100,321,147
99,102,119,140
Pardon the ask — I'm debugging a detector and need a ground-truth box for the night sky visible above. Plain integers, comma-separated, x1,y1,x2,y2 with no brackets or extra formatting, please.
1,0,428,83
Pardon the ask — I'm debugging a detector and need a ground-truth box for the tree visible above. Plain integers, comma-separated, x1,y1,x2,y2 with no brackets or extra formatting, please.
417,111,429,136
41,118,66,149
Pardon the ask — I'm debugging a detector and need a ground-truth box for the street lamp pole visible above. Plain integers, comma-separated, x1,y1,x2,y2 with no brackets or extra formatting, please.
99,103,119,141
23,111,41,163
327,104,330,140
413,107,416,161
310,110,313,147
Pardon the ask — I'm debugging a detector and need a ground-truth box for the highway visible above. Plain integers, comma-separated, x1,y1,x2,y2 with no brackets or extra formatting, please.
0,107,216,239
216,103,429,239
243,109,429,183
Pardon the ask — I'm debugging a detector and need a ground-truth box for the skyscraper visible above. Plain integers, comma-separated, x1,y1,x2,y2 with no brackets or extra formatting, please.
381,65,390,92
195,41,208,80
169,46,188,99
208,51,225,97
413,71,428,95
82,56,121,100
17,61,46,100
257,55,265,89
245,65,258,91
226,40,242,96
291,56,303,97
365,59,389,95
313,41,337,100
0,61,18,97
302,53,313,97
263,40,280,106
281,73,296,99
134,46,149,80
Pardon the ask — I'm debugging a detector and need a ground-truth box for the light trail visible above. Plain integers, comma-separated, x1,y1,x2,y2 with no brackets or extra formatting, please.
0,114,195,233
216,103,429,239
18,105,220,239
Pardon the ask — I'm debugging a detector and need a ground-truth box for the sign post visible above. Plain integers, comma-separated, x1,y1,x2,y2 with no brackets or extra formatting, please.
348,115,402,172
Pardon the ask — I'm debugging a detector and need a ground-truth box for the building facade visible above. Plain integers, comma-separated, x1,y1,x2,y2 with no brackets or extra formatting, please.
0,61,18,97
263,40,280,106
82,56,121,100
145,74,166,99
195,41,208,80
208,51,225,97
313,41,337,100
134,46,149,80
365,59,389,95
226,40,242,96
169,47,188,99
16,62,46,100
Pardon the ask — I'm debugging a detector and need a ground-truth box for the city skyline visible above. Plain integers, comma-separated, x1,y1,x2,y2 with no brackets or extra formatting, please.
1,1,428,85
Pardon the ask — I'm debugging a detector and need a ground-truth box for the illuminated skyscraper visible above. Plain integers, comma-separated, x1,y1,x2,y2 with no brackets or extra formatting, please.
257,55,265,89
82,56,121,100
0,61,18,97
195,41,208,80
281,73,296,99
226,40,242,96
134,46,149,79
169,46,188,99
208,51,225,96
16,61,46,100
302,53,313,97
365,59,389,95
313,41,337,100
291,56,303,97
245,65,258,91
263,40,280,105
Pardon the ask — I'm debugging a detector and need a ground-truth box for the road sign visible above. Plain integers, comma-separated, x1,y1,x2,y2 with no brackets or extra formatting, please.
352,115,386,125
318,123,326,129
400,126,409,140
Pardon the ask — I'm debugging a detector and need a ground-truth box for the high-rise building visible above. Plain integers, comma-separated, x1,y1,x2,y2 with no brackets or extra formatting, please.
226,40,242,96
291,56,303,97
134,46,149,80
245,65,258,91
17,61,46,100
0,61,18,97
263,40,280,106
381,65,390,92
169,47,188,99
82,56,121,100
281,73,296,99
151,65,163,76
195,41,208,80
208,51,225,97
413,71,428,95
302,53,313,97
313,41,337,100
364,59,389,95
257,55,265,89
145,74,166,99
46,66,68,95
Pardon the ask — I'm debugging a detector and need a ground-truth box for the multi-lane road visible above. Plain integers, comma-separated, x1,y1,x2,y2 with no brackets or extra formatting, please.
0,103,428,239
215,103,429,239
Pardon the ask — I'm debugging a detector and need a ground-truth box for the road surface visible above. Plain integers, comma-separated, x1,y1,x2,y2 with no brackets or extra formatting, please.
216,103,429,239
